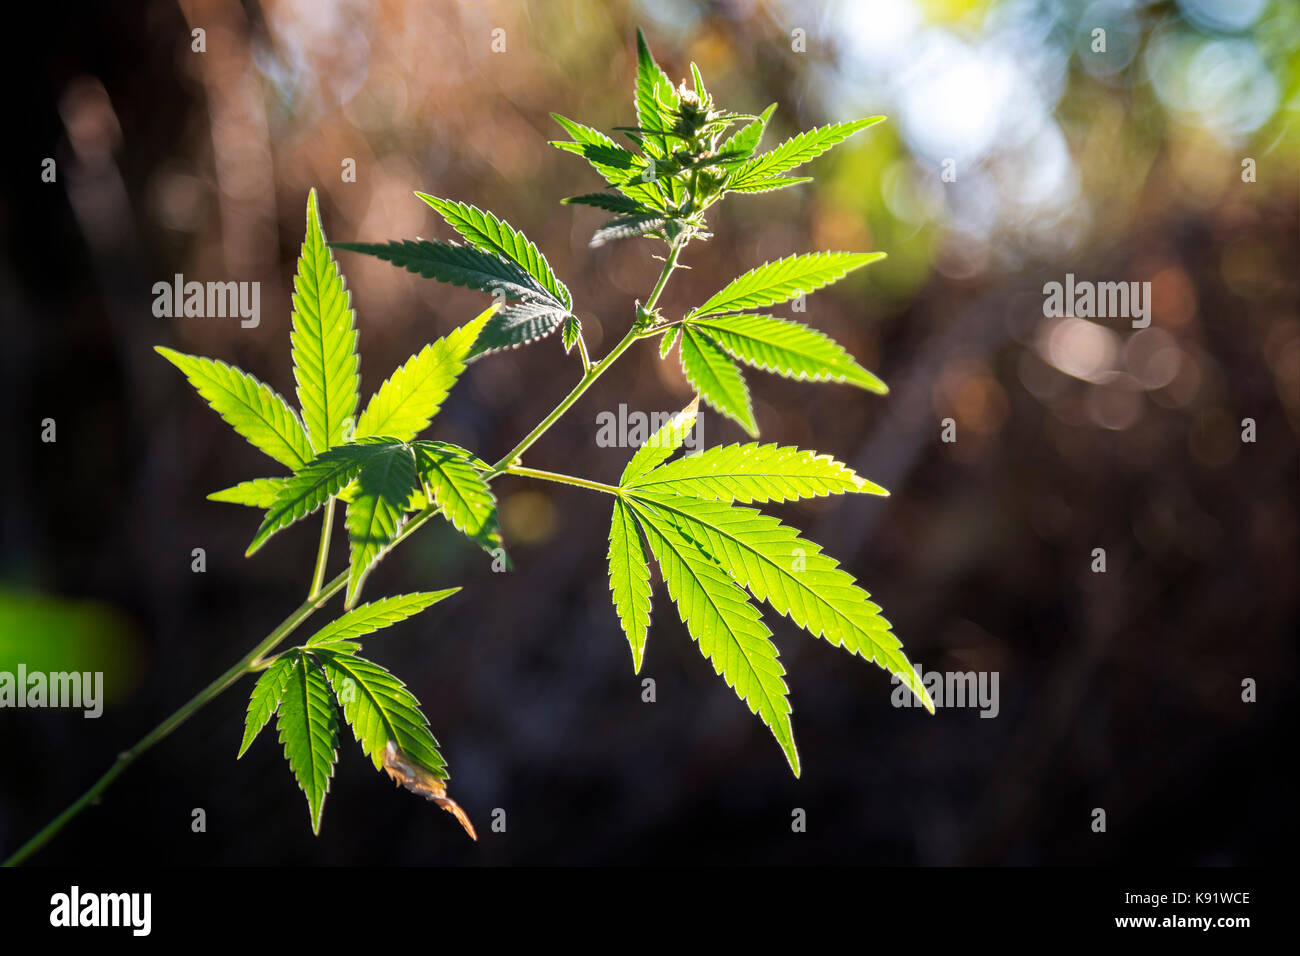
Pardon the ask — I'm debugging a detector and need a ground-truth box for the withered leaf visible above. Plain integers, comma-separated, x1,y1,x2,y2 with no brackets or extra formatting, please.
382,740,477,840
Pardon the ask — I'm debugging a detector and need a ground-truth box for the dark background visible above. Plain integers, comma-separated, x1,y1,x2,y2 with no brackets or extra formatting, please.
1,0,1295,865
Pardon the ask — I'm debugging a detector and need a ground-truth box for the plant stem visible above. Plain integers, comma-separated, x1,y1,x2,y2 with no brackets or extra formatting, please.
645,239,683,312
309,499,335,599
484,335,633,478
4,239,689,867
574,331,591,373
1,571,348,867
485,240,683,478
506,465,620,495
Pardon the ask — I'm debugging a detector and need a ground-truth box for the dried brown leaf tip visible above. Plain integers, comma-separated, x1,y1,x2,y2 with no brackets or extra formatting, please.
382,740,478,840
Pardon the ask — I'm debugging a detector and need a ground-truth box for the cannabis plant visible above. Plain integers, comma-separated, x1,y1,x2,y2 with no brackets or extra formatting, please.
3,30,931,866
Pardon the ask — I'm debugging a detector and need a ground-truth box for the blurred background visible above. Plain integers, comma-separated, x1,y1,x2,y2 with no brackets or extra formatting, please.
1,0,1296,865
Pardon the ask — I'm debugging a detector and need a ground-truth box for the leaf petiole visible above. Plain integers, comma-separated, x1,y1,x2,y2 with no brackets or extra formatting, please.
574,330,592,372
308,498,335,600
505,466,620,495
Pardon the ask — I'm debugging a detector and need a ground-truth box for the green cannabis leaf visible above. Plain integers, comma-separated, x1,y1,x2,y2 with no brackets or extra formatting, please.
411,441,498,540
684,313,888,394
622,441,888,503
634,493,930,712
632,497,799,773
236,586,460,832
670,254,889,430
633,27,680,162
550,115,656,200
725,175,813,195
304,591,460,647
355,305,494,440
329,239,554,303
679,325,757,435
470,300,572,358
687,252,886,318
276,652,339,834
659,326,682,358
238,655,295,759
7,28,926,868
314,649,448,777
717,103,777,168
416,193,571,309
208,477,291,509
291,188,360,452
603,399,932,773
155,348,313,469
246,437,395,556
561,315,582,353
728,117,885,189
561,192,649,215
590,215,669,248
151,192,479,841
608,498,654,673
620,398,699,484
344,440,420,608
334,205,573,358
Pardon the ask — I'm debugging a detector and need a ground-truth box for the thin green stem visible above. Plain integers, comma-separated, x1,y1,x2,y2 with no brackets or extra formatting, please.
5,238,690,867
645,239,683,312
2,571,346,867
506,465,620,495
484,335,632,478
485,240,683,479
574,331,592,373
309,498,335,599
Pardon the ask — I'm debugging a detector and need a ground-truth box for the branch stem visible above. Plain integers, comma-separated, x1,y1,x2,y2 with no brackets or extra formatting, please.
2,571,347,867
4,237,688,867
484,240,682,479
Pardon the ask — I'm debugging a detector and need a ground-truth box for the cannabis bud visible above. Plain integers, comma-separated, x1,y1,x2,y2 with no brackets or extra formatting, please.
674,82,715,139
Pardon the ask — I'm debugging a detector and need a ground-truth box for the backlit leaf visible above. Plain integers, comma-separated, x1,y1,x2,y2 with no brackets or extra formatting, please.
416,194,571,308
687,313,887,393
330,240,555,304
344,442,421,607
156,348,313,470
276,652,339,834
679,327,756,436
729,117,885,187
208,477,290,509
247,439,399,556
355,306,494,441
687,252,885,319
238,656,294,758
607,498,653,672
291,189,360,451
304,591,460,646
628,498,799,774
625,442,887,502
629,493,932,712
